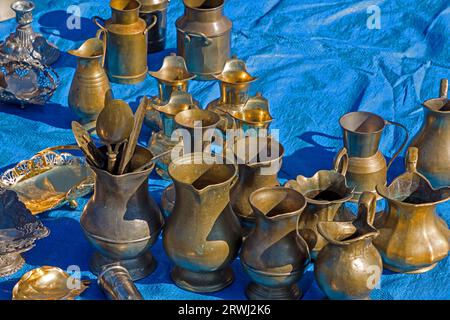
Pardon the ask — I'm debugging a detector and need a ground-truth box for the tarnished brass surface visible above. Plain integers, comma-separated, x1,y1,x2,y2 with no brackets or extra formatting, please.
409,78,450,187
94,0,155,84
315,192,382,300
0,146,94,215
228,93,272,134
98,264,143,300
176,0,232,80
240,187,310,300
164,153,241,292
374,147,450,273
68,37,111,126
339,111,408,201
285,148,355,259
12,266,89,300
230,136,283,228
140,0,169,53
81,146,164,280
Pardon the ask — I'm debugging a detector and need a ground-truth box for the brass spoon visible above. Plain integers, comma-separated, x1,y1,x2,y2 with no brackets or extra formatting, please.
96,98,134,173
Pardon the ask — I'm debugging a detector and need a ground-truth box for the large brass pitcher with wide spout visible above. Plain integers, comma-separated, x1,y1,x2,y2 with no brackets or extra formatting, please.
338,111,408,201
408,79,450,187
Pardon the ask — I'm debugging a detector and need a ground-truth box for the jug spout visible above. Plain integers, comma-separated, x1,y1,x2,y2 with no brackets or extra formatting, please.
68,38,104,60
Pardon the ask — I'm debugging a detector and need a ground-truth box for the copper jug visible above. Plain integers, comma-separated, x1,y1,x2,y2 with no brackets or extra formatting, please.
163,153,241,292
229,136,284,228
139,0,169,53
374,147,450,273
339,111,408,201
80,146,164,280
408,79,450,187
176,0,232,80
315,192,382,300
94,0,157,84
285,148,355,259
240,187,310,300
68,37,111,127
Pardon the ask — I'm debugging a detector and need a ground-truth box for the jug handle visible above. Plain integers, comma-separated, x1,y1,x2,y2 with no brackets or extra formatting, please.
180,29,212,46
295,213,312,265
385,120,409,170
356,191,377,226
93,16,107,68
144,15,158,35
405,147,418,173
440,79,448,98
333,147,348,176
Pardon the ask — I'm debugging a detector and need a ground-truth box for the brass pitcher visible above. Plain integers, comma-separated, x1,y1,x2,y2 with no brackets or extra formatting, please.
163,153,241,292
229,136,284,228
408,79,450,187
68,37,111,127
374,147,450,273
240,187,310,300
339,111,408,201
80,146,164,280
94,0,157,84
176,0,232,80
315,192,382,300
285,148,355,259
139,0,169,52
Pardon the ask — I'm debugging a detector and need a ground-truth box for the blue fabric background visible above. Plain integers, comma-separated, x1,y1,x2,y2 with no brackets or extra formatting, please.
0,0,449,300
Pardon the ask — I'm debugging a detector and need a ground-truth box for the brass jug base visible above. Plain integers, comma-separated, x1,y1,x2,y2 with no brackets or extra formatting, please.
161,184,175,218
170,266,234,293
108,68,148,85
246,283,301,300
384,263,437,274
0,253,25,277
90,251,157,281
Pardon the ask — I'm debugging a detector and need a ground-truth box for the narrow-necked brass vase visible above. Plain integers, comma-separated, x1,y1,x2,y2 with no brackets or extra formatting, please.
315,192,382,300
163,153,241,292
374,147,450,273
139,0,169,52
408,78,450,187
206,56,257,125
230,136,284,228
339,111,408,201
240,187,310,300
176,0,232,80
94,0,156,84
68,37,111,127
81,146,164,280
285,148,355,259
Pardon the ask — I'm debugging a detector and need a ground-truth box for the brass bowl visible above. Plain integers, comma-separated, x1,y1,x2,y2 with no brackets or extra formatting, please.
12,266,90,300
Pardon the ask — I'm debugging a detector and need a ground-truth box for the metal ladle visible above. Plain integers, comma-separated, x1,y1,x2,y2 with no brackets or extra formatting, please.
96,98,134,173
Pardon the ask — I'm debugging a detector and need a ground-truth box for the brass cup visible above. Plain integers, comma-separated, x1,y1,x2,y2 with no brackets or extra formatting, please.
111,0,141,24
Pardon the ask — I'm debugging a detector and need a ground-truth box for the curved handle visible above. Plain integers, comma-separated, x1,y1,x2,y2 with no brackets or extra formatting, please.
93,16,107,67
405,147,418,173
385,120,409,170
180,29,212,46
440,78,448,98
333,147,348,176
356,191,377,226
144,15,158,34
295,213,312,265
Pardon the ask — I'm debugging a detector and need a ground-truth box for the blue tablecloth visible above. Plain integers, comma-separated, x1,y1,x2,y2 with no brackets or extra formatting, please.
0,0,449,300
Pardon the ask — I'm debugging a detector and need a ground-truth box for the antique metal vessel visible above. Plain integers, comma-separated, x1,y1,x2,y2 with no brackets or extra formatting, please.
145,54,198,131
408,78,450,187
176,0,232,80
148,91,197,179
0,59,59,106
140,0,169,52
374,147,450,273
315,192,382,300
68,37,111,127
285,148,355,259
230,136,283,228
0,1,59,65
80,146,164,280
0,146,94,215
163,153,241,292
98,264,143,300
206,56,257,126
0,188,49,277
12,266,89,300
94,0,156,84
240,187,310,300
0,0,16,22
339,111,408,201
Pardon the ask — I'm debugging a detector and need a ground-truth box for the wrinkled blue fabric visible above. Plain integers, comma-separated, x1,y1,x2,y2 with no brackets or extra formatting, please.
0,0,449,300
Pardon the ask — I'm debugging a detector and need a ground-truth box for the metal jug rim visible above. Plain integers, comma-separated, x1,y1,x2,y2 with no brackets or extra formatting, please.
183,0,224,11
339,111,386,135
